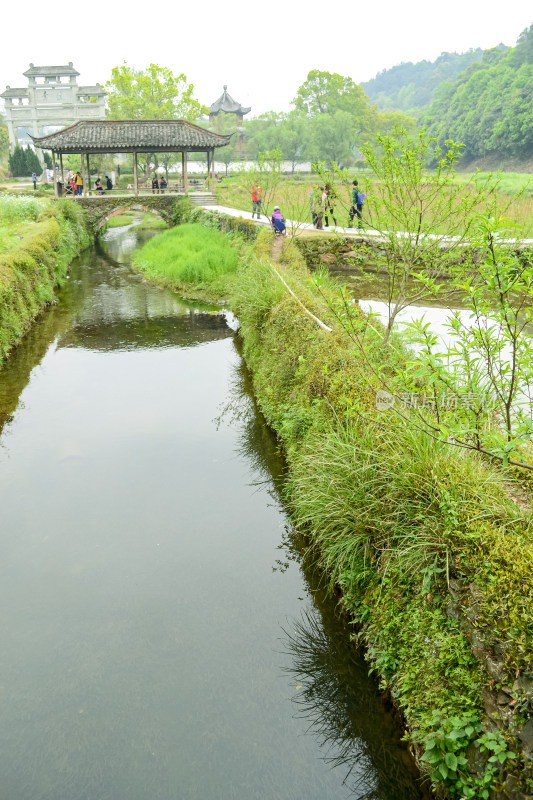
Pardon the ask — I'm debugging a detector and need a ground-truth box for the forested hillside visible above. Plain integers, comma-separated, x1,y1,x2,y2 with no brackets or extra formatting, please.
361,49,487,114
422,25,533,163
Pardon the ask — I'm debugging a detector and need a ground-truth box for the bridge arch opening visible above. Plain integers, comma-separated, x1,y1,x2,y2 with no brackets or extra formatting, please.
96,204,170,231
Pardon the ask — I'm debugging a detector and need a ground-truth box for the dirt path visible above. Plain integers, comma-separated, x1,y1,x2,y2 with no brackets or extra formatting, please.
271,235,284,262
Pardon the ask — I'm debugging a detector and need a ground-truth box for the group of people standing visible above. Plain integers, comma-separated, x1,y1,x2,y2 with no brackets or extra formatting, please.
249,177,365,235
309,180,365,230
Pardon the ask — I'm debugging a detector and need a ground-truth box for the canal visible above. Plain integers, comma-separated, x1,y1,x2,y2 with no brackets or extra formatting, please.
0,222,425,800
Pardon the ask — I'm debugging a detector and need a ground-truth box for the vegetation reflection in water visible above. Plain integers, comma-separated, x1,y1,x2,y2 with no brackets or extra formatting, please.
218,360,427,800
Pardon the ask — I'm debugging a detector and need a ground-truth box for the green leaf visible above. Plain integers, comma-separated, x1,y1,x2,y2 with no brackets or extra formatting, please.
445,752,458,771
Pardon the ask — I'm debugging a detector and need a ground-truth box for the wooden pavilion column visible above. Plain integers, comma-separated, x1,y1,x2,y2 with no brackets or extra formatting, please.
81,152,86,198
52,150,58,198
59,153,64,188
133,151,139,196
86,154,91,196
206,150,210,190
182,150,188,193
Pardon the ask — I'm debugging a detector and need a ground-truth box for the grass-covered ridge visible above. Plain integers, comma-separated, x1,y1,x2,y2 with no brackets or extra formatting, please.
0,194,89,364
225,228,533,799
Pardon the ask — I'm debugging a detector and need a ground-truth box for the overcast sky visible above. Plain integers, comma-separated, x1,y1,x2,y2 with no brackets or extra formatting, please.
1,0,531,116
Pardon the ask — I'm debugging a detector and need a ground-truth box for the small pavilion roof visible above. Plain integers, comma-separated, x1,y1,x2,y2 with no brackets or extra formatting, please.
209,86,251,117
24,63,80,78
30,119,232,153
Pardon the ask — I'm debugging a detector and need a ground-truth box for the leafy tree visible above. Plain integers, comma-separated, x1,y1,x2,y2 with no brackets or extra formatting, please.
9,145,25,176
9,145,41,177
247,111,308,172
399,215,533,471
106,63,206,121
238,147,283,219
307,111,357,167
362,49,488,114
24,147,42,176
293,69,375,120
106,62,206,178
359,127,498,345
422,28,533,162
0,124,9,163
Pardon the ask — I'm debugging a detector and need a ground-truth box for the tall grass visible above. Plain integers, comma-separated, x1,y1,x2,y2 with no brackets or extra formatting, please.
287,418,521,593
133,222,240,284
0,192,44,223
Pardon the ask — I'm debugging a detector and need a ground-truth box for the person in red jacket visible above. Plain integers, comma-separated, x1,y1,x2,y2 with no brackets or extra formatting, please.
251,184,262,219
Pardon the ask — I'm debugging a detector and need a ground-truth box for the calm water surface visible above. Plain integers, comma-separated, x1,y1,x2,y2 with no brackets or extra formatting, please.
0,223,425,800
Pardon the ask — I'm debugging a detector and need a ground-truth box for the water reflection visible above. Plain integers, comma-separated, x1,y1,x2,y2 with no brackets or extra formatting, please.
0,222,429,799
218,359,427,799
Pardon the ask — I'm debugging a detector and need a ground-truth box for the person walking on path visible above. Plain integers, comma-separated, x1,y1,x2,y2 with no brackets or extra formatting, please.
349,180,365,229
75,172,83,196
315,187,325,229
31,172,37,190
251,183,262,219
309,186,318,226
324,182,337,228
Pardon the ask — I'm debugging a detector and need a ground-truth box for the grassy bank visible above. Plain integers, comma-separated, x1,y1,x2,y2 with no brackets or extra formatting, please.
0,193,89,364
227,230,532,799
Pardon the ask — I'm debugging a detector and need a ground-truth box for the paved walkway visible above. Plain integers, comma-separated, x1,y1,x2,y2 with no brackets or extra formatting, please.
202,204,533,245
202,204,371,236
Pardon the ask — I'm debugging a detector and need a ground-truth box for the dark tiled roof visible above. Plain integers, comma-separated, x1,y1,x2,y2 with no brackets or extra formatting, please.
209,86,251,116
24,63,80,77
31,119,232,152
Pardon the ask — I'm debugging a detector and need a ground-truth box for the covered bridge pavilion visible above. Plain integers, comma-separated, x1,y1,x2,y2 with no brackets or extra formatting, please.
31,119,232,198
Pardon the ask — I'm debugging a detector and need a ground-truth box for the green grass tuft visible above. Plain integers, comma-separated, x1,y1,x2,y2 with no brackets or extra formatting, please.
133,222,240,285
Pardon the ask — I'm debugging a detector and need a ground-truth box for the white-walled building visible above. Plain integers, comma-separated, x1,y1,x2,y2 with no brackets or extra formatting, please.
1,63,106,165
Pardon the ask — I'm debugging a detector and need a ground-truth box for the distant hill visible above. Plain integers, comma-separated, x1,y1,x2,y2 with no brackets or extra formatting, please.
361,49,492,115
422,24,533,164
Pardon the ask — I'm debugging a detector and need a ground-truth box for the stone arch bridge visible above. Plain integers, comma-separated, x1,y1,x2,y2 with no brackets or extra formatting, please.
77,195,186,232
